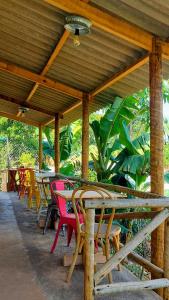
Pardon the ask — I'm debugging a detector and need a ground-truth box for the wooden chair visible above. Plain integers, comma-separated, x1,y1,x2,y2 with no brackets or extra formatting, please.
24,169,40,210
67,185,121,283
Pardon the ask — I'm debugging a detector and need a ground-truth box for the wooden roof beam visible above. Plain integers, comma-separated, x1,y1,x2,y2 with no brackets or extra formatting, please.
90,54,149,96
26,30,70,103
44,0,152,50
44,0,169,59
60,55,149,115
0,94,56,116
24,0,90,108
0,60,83,100
0,111,39,127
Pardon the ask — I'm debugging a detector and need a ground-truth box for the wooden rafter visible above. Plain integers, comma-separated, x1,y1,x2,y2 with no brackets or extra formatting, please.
90,55,149,96
0,94,56,116
26,30,70,104
44,0,169,59
0,60,83,100
45,0,153,50
41,54,149,124
0,111,39,127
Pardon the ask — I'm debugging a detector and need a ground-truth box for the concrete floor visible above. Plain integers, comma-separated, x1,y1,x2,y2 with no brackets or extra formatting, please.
0,192,162,300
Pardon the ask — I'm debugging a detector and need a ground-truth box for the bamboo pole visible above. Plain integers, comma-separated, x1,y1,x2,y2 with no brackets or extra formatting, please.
149,37,164,284
164,217,169,299
38,125,43,170
84,208,95,300
82,93,89,180
94,279,169,295
54,113,60,173
128,251,164,278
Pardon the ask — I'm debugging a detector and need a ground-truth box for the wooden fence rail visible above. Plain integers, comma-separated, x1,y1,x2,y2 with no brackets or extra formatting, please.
84,197,169,300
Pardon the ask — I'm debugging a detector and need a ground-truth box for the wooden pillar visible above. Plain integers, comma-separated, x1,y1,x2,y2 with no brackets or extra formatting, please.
164,217,169,300
82,93,89,179
39,125,43,170
84,208,95,300
150,37,164,290
54,113,60,173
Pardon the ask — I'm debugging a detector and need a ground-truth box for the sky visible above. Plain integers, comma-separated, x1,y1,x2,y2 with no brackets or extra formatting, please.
164,103,169,119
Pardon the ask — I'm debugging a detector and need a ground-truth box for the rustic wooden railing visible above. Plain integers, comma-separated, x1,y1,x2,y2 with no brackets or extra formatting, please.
84,197,169,300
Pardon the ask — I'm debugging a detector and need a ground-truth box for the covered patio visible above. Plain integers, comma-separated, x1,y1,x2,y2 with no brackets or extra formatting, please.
1,0,169,299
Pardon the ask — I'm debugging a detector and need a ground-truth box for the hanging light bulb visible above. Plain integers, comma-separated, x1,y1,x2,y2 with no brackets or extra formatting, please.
64,15,92,47
73,28,80,47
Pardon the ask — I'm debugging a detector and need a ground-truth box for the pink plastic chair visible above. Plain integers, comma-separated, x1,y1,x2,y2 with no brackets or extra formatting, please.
50,179,83,253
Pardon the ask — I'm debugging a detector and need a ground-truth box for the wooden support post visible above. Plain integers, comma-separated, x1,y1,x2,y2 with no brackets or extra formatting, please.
164,217,169,300
54,113,60,173
149,37,164,285
39,125,43,171
84,208,95,300
82,93,89,180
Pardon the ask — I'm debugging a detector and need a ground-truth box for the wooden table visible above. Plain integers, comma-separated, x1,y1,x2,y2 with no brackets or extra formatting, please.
54,189,124,267
54,189,123,201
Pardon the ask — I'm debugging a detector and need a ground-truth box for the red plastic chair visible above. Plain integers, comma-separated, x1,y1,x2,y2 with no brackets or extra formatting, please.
50,179,83,253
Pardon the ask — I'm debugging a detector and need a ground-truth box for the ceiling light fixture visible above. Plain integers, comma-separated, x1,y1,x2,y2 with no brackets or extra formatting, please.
18,106,29,117
64,15,92,47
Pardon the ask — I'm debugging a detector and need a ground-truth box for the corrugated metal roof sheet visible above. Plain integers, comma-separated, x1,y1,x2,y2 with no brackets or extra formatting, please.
0,0,169,127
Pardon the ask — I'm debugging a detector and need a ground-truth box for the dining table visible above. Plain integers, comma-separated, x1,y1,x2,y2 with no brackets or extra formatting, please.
53,189,123,201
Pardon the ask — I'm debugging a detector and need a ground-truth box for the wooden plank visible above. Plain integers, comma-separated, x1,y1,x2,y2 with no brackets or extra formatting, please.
164,217,169,299
0,111,39,127
63,253,106,267
0,60,83,100
26,30,70,103
94,208,169,285
45,0,152,50
0,94,55,116
54,113,60,173
82,93,89,180
94,279,169,295
85,198,169,209
84,208,95,300
90,55,149,96
99,211,158,220
150,39,164,292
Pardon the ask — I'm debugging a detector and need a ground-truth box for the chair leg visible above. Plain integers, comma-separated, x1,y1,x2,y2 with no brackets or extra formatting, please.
67,236,81,283
43,207,52,235
67,225,73,246
105,239,113,283
113,235,121,271
50,221,62,253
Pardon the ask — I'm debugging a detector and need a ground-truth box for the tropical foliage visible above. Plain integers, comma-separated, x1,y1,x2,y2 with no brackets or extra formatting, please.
90,95,150,188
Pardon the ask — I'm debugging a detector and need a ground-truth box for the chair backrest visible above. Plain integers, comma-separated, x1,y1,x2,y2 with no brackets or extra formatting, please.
50,179,74,216
72,185,115,240
17,168,31,185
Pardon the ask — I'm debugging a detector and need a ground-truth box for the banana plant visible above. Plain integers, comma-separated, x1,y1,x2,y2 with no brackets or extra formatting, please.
90,95,140,181
42,125,73,163
112,121,150,189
